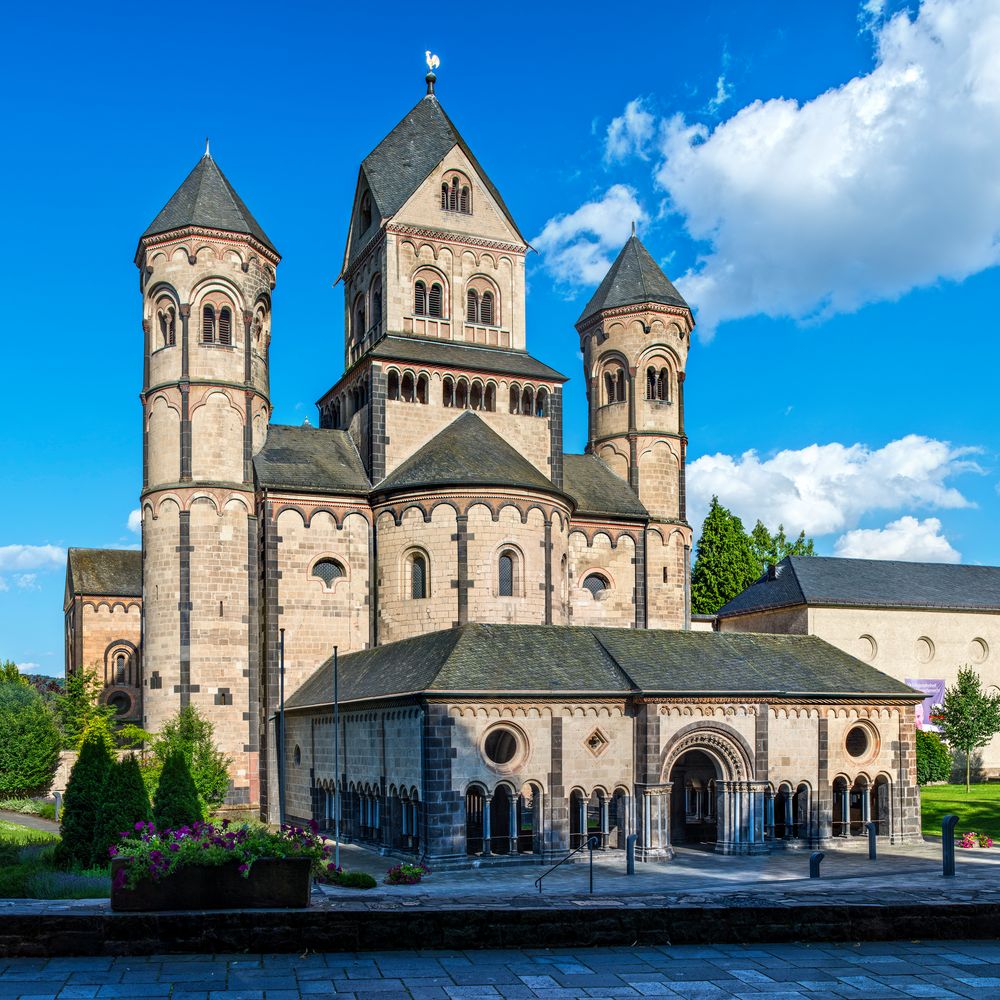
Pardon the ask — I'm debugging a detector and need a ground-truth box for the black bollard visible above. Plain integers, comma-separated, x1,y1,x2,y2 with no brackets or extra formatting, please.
942,814,959,877
588,836,599,893
809,851,824,878
866,821,877,861
626,833,637,875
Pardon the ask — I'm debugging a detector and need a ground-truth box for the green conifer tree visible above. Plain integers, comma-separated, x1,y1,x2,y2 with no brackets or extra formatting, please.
691,498,760,615
54,729,112,869
92,754,151,867
152,749,203,831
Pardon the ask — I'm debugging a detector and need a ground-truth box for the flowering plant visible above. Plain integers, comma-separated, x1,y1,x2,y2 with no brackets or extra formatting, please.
384,861,430,885
959,831,994,849
110,819,331,890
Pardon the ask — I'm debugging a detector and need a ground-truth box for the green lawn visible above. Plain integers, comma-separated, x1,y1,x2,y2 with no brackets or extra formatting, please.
920,783,1000,839
0,819,109,899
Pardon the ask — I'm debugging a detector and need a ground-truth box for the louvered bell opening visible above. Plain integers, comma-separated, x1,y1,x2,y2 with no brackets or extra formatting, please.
219,309,232,346
480,292,493,325
467,289,479,321
460,186,470,213
202,306,215,343
414,281,427,315
428,283,442,317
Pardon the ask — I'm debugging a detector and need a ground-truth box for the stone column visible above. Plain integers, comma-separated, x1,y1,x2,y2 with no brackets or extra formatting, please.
784,792,793,838
577,796,587,849
840,787,850,838
509,797,518,855
482,794,492,856
636,783,673,861
749,781,769,854
600,795,610,850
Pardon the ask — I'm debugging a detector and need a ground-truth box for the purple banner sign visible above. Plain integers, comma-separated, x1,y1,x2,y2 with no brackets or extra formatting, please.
906,678,945,731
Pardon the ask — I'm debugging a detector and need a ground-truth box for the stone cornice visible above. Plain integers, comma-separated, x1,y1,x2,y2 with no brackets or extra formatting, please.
576,300,693,336
386,223,527,256
136,226,280,267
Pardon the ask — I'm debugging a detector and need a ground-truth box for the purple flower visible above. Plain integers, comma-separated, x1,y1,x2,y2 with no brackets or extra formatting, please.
169,843,180,852
134,821,145,831
108,846,118,858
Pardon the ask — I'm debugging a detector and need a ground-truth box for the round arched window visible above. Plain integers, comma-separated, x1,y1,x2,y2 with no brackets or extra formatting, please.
312,559,345,590
846,725,873,760
107,691,132,717
482,726,524,770
970,638,990,664
293,745,302,766
915,636,935,663
583,573,609,598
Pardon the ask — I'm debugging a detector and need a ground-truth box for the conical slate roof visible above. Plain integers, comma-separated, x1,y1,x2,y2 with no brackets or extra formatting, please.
141,154,276,253
577,235,688,326
376,411,556,495
361,94,525,243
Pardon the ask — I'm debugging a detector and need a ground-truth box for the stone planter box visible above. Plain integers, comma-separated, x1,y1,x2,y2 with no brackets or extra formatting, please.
110,857,312,912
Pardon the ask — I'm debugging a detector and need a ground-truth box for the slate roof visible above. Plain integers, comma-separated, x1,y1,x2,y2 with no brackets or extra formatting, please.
361,95,525,243
284,623,920,710
563,454,647,519
376,412,558,496
253,425,370,495
577,236,689,327
717,555,1000,617
365,336,566,382
141,154,276,254
67,549,141,598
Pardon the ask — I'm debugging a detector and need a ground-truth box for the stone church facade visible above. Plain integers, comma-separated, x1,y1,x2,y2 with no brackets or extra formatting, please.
64,70,924,861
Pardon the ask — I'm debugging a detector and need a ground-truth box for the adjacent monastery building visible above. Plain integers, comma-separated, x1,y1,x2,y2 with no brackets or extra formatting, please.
64,70,927,862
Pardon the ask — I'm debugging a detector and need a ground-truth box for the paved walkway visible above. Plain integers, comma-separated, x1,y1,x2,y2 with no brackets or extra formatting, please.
4,941,1000,998
0,809,59,833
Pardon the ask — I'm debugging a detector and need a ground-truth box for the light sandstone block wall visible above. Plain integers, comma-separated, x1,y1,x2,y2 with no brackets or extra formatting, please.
274,508,371,692
568,531,637,627
718,606,810,635
141,503,180,730
76,602,142,683
646,528,688,630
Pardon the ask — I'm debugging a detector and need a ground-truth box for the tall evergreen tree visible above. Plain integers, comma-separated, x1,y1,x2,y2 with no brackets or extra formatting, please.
749,520,815,575
939,667,1000,792
691,498,760,614
153,749,203,831
93,754,152,867
55,729,113,869
0,680,61,797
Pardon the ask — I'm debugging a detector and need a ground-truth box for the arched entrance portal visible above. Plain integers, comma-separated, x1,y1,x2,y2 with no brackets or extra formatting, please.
669,750,718,849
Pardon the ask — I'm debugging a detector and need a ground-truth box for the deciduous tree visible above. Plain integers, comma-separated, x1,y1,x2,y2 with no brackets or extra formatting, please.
939,667,1000,792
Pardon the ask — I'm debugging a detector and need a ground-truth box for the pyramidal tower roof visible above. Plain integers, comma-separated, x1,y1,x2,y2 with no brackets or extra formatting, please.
577,235,689,327
140,151,276,254
360,90,525,243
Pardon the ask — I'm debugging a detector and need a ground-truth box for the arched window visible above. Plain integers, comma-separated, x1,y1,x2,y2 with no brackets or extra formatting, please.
467,289,479,322
370,276,382,331
158,306,176,347
428,282,443,318
312,558,346,590
409,552,428,599
604,367,626,404
657,367,670,402
498,550,517,597
441,183,449,210
443,376,454,408
521,386,534,416
449,177,459,211
535,387,548,418
115,653,127,686
460,186,470,214
509,385,520,413
455,378,468,409
583,573,609,598
387,370,400,401
401,372,415,403
353,295,366,342
359,191,372,232
202,305,215,343
484,384,496,412
480,291,494,325
218,307,232,346
414,281,427,316
470,382,483,410
416,373,429,405
646,367,657,400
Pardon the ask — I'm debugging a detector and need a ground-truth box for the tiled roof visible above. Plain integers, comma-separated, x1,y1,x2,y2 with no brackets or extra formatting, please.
563,454,647,519
717,555,1000,616
361,95,525,243
141,154,276,253
67,549,141,598
365,336,566,382
376,412,558,495
285,623,920,710
578,236,689,326
253,425,370,495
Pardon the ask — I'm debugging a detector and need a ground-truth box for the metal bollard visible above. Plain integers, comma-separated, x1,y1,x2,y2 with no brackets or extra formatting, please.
865,821,877,861
626,833,637,875
53,791,62,824
942,814,959,877
809,851,824,878
588,836,599,893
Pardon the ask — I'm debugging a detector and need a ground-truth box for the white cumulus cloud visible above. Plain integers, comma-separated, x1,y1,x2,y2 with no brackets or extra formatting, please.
655,0,1000,337
532,185,647,288
687,434,979,539
834,515,960,562
604,98,656,163
15,574,39,591
15,662,41,674
0,544,65,572
128,509,142,534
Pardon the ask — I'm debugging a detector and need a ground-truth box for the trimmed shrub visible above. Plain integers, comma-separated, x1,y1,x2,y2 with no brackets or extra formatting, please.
0,682,61,798
152,750,203,830
335,870,377,889
54,731,112,869
916,729,952,784
148,707,231,812
93,755,152,867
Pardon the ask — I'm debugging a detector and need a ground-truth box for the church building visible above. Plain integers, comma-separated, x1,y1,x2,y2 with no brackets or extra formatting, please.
64,67,924,862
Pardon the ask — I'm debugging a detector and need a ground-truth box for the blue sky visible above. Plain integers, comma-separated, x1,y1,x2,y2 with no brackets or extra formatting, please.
3,0,999,676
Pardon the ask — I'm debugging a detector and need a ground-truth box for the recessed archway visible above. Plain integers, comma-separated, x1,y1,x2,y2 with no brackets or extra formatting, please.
668,749,719,850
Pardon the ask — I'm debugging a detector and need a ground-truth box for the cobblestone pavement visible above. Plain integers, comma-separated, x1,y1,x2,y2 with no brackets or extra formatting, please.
4,941,1000,999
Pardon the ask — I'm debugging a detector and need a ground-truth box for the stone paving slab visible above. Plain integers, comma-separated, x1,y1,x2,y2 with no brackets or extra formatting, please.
4,942,1000,999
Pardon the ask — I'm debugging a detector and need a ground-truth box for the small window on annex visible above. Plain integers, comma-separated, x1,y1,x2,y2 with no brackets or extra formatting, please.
408,551,429,600
312,558,346,590
498,549,519,598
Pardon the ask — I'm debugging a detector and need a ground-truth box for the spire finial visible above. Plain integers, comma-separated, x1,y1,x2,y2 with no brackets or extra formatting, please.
425,51,440,96
205,137,211,158
631,220,636,236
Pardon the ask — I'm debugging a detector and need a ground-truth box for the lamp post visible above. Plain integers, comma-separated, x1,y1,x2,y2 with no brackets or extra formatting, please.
278,627,286,827
332,645,340,870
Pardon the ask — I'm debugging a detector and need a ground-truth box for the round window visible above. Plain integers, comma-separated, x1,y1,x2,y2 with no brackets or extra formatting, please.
858,635,877,662
970,638,989,664
915,637,935,663
107,691,132,717
484,728,518,765
846,725,871,759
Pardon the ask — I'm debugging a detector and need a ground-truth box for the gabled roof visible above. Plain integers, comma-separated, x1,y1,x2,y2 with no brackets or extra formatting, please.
577,235,689,327
360,94,525,243
67,549,141,598
563,454,647,519
141,154,276,254
253,425,370,495
364,336,566,383
717,555,1000,617
376,411,557,496
284,623,920,710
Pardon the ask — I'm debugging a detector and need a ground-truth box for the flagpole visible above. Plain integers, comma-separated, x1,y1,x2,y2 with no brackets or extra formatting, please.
333,645,340,870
